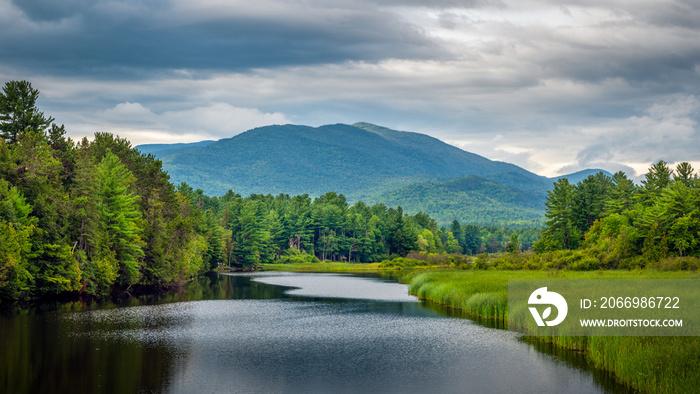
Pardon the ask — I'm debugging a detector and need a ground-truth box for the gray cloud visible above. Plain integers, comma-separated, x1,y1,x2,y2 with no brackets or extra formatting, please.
10,0,89,22
1,0,699,178
2,0,454,76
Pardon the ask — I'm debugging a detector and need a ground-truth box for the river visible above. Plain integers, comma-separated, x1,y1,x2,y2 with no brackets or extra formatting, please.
0,272,629,393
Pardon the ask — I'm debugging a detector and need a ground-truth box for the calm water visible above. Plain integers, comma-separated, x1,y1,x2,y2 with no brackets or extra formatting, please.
0,272,628,393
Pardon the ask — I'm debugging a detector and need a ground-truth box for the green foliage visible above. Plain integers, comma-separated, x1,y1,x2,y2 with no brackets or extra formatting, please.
140,122,546,200
505,233,521,254
537,163,700,266
96,150,144,285
378,257,433,268
32,243,82,295
571,172,612,233
535,178,577,251
0,80,215,301
229,199,274,266
0,80,54,144
137,123,560,227
183,184,544,267
379,175,546,226
277,249,322,264
0,221,34,299
638,160,673,204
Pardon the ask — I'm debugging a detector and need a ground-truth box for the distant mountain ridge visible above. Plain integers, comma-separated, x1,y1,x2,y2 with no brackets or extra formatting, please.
136,140,215,156
554,169,613,184
136,122,607,225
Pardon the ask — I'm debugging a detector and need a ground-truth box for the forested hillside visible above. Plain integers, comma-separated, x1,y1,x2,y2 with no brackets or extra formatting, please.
139,122,550,201
138,122,614,226
378,175,546,226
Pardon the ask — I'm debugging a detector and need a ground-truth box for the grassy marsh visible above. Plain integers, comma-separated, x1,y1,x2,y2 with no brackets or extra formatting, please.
407,269,700,393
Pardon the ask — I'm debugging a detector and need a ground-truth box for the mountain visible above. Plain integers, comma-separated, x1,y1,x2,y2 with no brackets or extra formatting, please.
136,140,215,156
139,122,547,197
135,122,608,226
554,169,613,184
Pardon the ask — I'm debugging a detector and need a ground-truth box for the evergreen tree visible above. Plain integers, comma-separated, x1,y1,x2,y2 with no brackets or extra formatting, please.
230,200,272,267
0,80,54,144
571,172,612,235
536,178,577,251
70,141,116,294
96,150,144,285
674,162,696,185
0,179,36,299
450,219,466,252
463,224,482,255
607,171,635,215
638,160,673,204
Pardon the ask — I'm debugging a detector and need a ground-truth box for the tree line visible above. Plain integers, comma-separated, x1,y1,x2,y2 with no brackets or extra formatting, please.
0,81,208,300
180,187,539,269
535,162,700,267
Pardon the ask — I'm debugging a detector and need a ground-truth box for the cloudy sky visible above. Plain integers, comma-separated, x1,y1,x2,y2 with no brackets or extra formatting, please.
2,0,699,178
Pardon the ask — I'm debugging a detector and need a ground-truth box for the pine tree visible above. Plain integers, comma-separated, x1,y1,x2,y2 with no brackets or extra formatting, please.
674,162,696,185
607,171,635,215
572,172,612,234
96,150,144,285
0,81,54,144
231,200,272,267
463,224,482,255
536,178,577,251
638,160,673,204
70,141,115,294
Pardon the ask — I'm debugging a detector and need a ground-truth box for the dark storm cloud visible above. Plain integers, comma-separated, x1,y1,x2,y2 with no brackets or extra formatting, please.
10,0,88,22
1,0,453,77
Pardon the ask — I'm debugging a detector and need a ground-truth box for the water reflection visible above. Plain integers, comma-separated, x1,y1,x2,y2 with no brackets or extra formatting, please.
249,272,418,301
0,272,630,393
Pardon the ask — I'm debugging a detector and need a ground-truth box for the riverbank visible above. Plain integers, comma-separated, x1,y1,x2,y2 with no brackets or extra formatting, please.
261,262,384,272
261,262,444,272
406,269,700,393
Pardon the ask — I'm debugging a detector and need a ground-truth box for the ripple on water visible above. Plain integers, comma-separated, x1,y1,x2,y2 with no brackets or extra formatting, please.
51,272,623,393
62,296,608,393
248,272,419,302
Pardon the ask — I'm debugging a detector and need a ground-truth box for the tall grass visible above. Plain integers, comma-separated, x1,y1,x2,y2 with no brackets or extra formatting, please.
407,270,700,393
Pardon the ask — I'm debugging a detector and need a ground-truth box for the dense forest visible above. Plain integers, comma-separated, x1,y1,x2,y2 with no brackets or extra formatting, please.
0,81,211,300
179,187,541,268
534,163,700,268
378,175,546,226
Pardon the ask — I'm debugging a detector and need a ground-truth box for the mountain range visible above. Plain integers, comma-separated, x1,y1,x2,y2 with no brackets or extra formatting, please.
136,122,609,226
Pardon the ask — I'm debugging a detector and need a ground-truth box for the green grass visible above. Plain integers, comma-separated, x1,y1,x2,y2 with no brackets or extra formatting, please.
406,269,700,393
